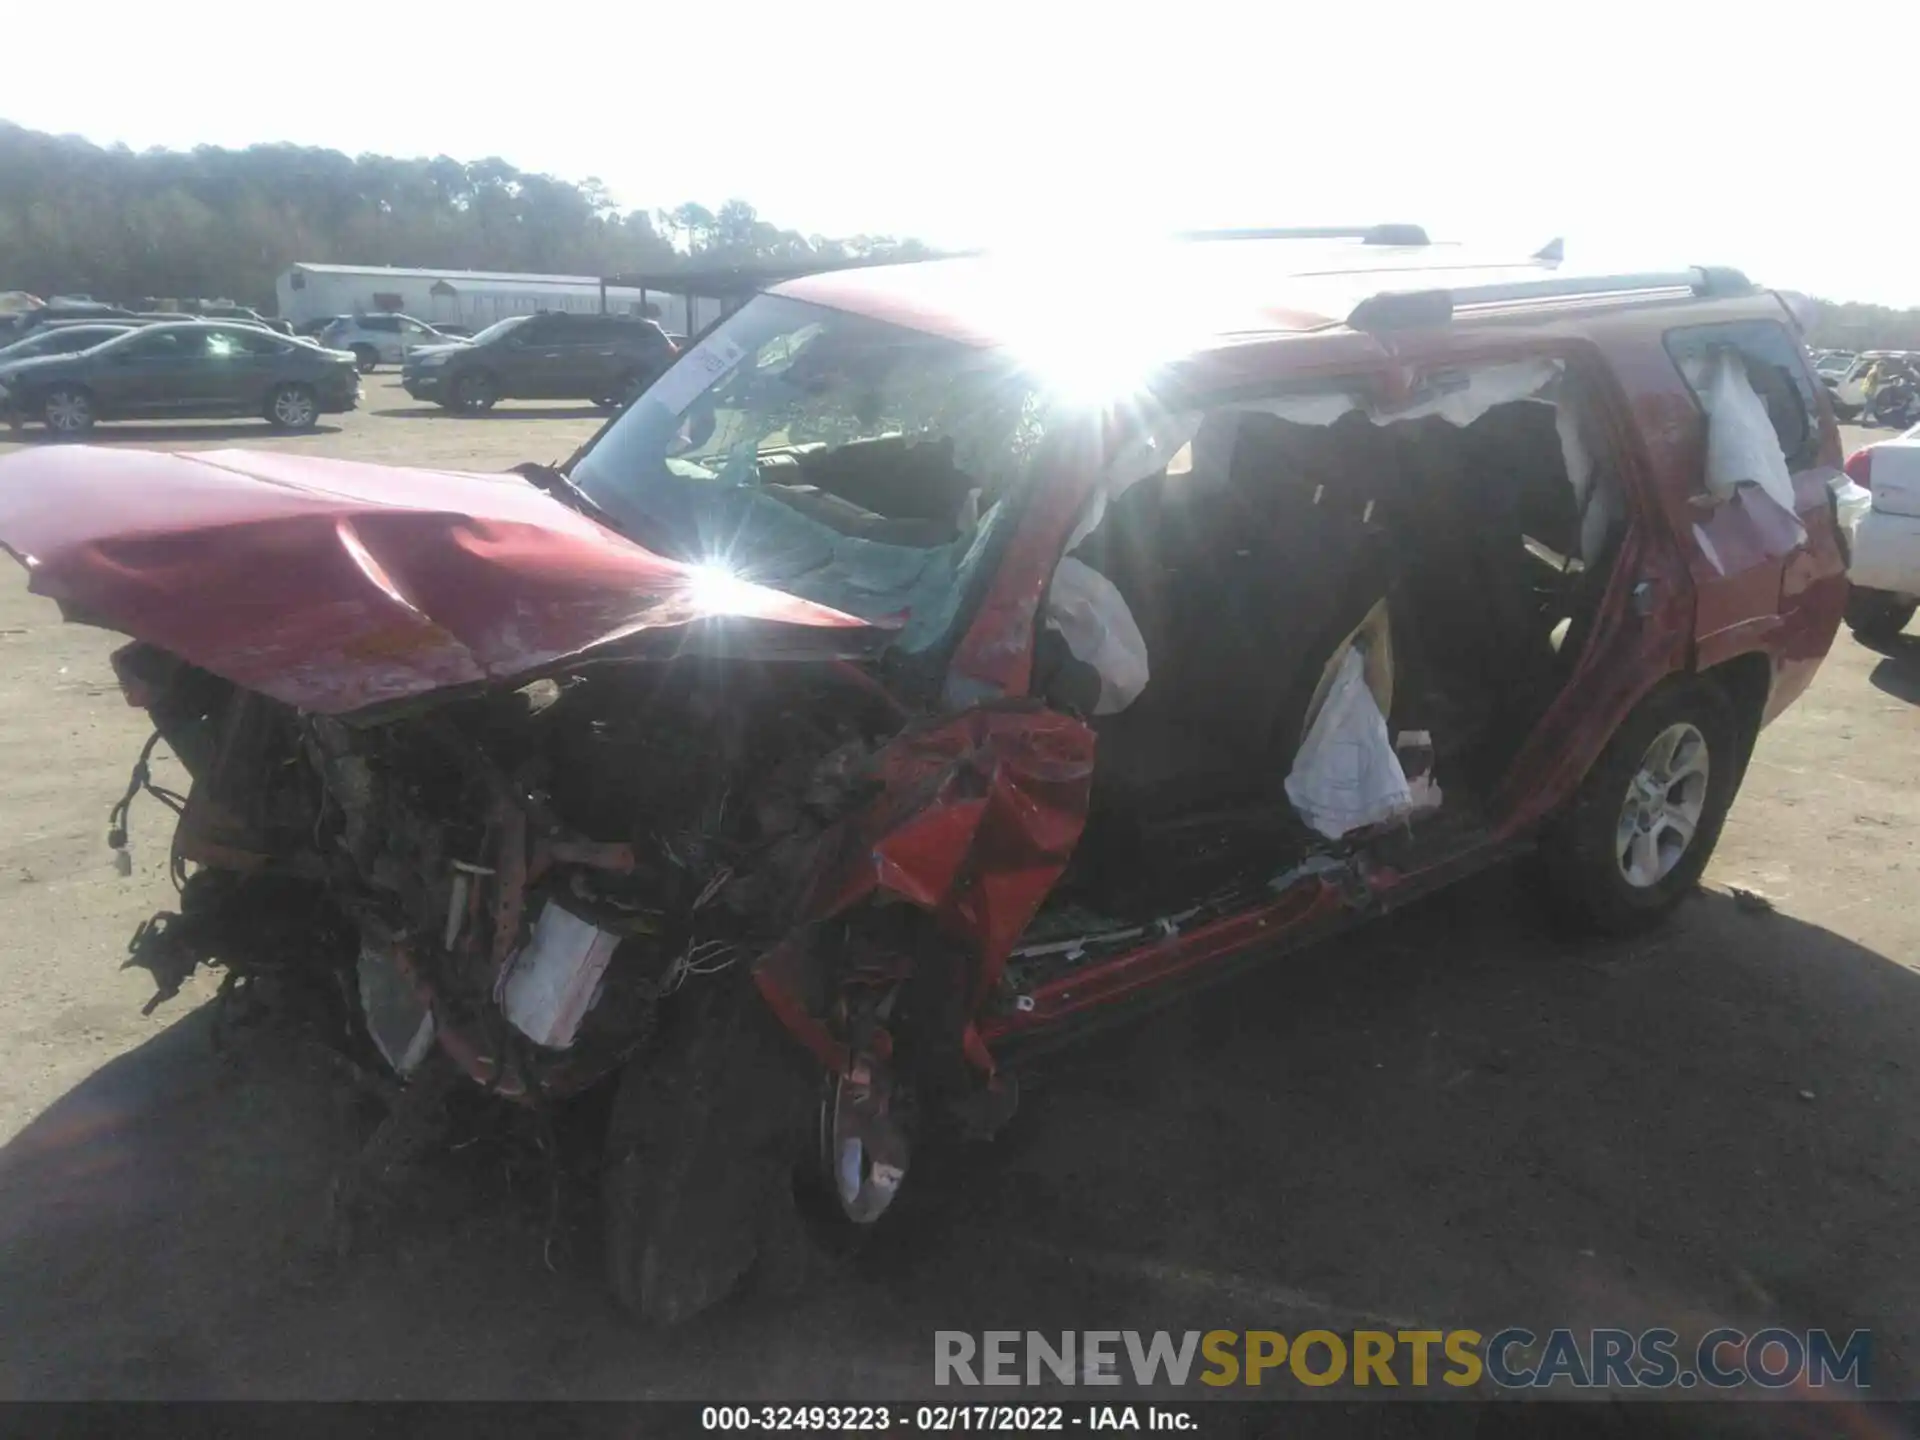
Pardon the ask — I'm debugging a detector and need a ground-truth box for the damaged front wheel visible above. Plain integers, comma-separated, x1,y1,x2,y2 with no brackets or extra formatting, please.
600,977,822,1324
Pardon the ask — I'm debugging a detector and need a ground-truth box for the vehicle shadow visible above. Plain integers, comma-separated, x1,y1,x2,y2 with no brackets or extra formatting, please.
372,405,607,422
8,422,345,445
1,872,1915,1407
1860,633,1920,704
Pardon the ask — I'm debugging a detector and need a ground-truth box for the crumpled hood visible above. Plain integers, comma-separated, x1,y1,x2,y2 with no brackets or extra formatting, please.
0,446,881,715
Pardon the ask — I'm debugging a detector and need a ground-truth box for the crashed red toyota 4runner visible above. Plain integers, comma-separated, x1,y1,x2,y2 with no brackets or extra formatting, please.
0,228,1848,1322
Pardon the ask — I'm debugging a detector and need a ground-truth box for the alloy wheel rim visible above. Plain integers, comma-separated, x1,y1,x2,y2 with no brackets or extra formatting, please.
274,390,314,426
1617,722,1709,888
46,392,88,431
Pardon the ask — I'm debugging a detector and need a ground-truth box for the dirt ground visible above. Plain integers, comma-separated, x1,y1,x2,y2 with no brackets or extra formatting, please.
0,384,1916,1407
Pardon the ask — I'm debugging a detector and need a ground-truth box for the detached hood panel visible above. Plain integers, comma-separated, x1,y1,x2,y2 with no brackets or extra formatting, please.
0,447,878,714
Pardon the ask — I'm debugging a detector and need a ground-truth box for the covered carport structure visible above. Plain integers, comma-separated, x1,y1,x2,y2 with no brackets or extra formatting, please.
598,253,952,343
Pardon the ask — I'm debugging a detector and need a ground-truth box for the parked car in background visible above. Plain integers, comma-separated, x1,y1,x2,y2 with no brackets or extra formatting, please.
318,313,454,372
0,234,1849,1325
431,323,475,338
1826,350,1920,423
1837,425,1920,639
0,321,360,435
195,305,295,336
401,311,677,412
0,323,134,364
296,315,351,339
0,303,139,343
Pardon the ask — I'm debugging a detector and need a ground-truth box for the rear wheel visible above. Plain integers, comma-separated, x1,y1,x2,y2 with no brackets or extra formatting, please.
1535,677,1740,935
265,382,319,431
450,371,498,413
595,370,645,411
41,386,94,437
351,345,378,374
1846,586,1917,641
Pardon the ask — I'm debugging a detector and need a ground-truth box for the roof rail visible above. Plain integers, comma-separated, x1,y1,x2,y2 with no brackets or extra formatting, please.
1178,224,1431,246
1348,265,1755,332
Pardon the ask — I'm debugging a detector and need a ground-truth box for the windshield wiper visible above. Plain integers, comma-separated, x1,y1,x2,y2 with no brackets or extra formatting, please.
510,462,627,534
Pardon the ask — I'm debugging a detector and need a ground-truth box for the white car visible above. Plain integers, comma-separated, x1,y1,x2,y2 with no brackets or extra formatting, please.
1837,423,1920,639
317,313,453,373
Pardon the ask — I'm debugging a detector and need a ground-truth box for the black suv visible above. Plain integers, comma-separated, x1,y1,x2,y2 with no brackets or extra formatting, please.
401,312,677,413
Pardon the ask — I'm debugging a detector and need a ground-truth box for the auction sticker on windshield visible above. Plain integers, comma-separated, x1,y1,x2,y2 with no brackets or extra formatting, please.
649,332,748,416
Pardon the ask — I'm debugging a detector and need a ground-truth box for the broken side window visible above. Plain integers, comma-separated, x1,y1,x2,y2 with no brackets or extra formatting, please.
1664,319,1821,471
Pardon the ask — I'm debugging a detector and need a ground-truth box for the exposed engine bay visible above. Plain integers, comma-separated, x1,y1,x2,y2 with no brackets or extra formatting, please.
119,644,907,1103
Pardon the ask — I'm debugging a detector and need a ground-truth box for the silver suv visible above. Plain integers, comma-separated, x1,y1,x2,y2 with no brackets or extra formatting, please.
318,313,453,373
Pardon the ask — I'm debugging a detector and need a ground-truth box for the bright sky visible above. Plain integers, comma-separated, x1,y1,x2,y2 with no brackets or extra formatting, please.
7,0,1916,306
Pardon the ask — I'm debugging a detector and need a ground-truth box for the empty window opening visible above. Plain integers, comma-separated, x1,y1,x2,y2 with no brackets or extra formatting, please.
1033,361,1625,919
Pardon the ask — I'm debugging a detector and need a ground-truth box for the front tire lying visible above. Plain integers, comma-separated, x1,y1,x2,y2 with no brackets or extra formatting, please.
1845,586,1917,642
601,979,817,1324
1535,677,1741,935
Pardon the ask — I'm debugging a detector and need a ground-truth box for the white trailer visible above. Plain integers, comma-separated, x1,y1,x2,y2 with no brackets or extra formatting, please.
274,264,720,334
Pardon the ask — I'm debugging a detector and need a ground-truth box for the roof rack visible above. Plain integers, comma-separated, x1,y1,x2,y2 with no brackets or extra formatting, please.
1179,224,1431,247
1348,265,1754,332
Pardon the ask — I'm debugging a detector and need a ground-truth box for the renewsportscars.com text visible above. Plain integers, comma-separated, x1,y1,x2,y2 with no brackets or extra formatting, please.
934,1328,1871,1391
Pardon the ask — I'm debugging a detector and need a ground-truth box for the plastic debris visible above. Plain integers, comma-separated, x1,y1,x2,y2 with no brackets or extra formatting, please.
497,902,621,1049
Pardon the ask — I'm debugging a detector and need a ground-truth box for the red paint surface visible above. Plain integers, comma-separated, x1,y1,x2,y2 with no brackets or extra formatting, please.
0,446,875,715
756,705,1095,1073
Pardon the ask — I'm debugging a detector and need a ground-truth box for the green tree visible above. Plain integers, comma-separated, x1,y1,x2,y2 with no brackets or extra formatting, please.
0,122,925,310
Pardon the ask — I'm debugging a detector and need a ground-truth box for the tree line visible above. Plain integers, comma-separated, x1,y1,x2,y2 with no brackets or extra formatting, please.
1805,300,1920,356
0,123,929,311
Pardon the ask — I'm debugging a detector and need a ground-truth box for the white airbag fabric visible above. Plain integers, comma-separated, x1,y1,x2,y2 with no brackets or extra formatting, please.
1285,643,1412,839
1045,556,1151,715
1703,352,1804,541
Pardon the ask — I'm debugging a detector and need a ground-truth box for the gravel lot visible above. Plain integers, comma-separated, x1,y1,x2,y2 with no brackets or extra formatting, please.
1,383,1915,1407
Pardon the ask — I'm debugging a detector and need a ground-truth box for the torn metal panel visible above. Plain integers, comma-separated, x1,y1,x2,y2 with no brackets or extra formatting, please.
0,446,882,716
756,704,1095,1075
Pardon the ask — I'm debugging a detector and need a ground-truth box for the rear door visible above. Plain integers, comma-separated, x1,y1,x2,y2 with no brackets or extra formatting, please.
88,327,199,415
362,315,403,363
508,314,571,399
1661,318,1833,667
395,316,438,362
200,326,288,412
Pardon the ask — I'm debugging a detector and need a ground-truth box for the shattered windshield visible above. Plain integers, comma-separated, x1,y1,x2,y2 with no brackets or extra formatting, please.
570,294,1053,649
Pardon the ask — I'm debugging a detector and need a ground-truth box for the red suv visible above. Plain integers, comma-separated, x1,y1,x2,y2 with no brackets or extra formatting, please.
0,228,1847,1323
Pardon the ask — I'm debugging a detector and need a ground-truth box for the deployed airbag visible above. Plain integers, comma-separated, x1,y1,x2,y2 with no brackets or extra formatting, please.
1044,556,1150,715
1284,641,1412,839
1703,352,1805,541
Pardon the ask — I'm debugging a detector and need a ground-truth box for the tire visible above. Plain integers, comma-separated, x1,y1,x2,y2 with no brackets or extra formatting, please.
1845,586,1917,641
595,371,646,411
265,382,319,431
1534,677,1741,935
41,385,95,437
351,345,378,374
450,371,498,413
601,979,815,1325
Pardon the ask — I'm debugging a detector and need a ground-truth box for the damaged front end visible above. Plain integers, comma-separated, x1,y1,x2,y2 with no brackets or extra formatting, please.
103,625,1094,1322
0,437,1095,1322
119,646,906,1098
